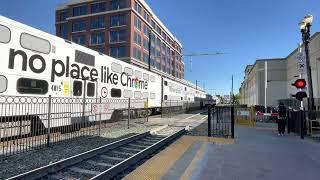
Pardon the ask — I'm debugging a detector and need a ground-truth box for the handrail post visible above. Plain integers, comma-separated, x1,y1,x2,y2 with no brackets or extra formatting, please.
208,105,212,137
231,105,235,139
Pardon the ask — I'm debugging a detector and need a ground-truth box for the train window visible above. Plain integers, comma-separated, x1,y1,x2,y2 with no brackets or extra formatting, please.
134,91,141,99
20,33,51,54
87,82,95,97
134,70,142,79
150,75,155,82
0,25,11,43
123,89,133,98
73,81,82,96
143,73,149,81
75,50,95,66
150,93,156,99
164,81,168,86
0,75,8,93
181,97,183,101
164,95,168,100
111,88,121,97
17,78,48,94
124,67,133,76
142,92,149,99
111,63,122,73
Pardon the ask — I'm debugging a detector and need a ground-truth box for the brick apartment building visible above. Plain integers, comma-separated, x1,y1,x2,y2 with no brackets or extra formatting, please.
55,0,185,79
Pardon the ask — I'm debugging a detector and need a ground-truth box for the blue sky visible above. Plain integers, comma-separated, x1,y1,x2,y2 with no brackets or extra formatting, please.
0,0,319,95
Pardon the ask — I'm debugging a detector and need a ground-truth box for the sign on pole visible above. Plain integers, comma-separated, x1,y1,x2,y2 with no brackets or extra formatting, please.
297,62,306,73
295,52,305,62
91,104,109,114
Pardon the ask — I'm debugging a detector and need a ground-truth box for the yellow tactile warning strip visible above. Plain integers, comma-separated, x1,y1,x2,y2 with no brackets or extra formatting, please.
180,142,208,180
123,136,234,180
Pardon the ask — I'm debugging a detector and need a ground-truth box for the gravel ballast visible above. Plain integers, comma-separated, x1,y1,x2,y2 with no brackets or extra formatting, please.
0,119,154,179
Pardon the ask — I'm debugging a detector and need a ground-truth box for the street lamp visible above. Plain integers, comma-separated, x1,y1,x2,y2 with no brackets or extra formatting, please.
299,14,316,113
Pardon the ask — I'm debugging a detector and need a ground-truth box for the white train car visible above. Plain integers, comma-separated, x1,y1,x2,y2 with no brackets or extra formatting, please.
0,15,162,128
0,15,207,134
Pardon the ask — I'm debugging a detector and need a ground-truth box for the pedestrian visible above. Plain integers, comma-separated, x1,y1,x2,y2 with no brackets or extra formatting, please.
277,102,287,136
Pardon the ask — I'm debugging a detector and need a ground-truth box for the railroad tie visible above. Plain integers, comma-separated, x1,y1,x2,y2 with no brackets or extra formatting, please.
121,147,142,152
128,144,150,148
68,167,101,176
111,150,136,156
86,160,113,167
99,155,126,161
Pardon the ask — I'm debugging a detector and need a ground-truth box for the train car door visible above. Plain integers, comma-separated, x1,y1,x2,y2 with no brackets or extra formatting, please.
71,79,97,126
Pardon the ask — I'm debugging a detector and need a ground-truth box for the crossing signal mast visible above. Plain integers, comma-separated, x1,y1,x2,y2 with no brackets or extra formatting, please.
291,79,307,101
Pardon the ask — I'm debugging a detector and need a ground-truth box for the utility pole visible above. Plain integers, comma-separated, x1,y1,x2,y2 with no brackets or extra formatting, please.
265,61,268,113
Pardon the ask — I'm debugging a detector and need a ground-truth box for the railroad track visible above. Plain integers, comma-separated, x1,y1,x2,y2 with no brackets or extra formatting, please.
8,126,186,180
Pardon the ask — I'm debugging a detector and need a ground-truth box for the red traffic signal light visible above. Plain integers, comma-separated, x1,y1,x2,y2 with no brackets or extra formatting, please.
292,79,306,89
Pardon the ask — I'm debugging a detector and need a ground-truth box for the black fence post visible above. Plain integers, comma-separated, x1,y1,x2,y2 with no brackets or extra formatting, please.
300,110,304,139
287,110,290,134
47,95,52,147
208,105,212,137
231,105,235,139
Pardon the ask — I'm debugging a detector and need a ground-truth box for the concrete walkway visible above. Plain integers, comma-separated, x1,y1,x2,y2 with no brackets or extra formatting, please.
125,123,320,180
194,124,320,180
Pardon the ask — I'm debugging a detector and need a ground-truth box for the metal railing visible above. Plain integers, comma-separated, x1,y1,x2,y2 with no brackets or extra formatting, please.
208,105,234,138
0,95,147,158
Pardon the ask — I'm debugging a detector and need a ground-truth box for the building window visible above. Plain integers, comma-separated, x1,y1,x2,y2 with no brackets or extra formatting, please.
72,21,85,32
133,47,141,60
91,17,105,29
143,25,150,36
143,11,150,22
91,2,106,13
156,61,160,70
151,20,156,29
162,43,166,52
134,16,141,31
162,33,167,41
110,47,125,58
91,32,105,45
73,5,87,16
60,11,68,21
134,1,142,15
72,35,85,45
156,50,161,62
134,32,141,45
110,14,126,27
162,64,166,72
143,52,148,63
156,26,161,35
111,0,126,10
143,38,149,50
156,38,161,48
97,47,105,54
17,78,48,95
110,30,126,43
60,24,68,39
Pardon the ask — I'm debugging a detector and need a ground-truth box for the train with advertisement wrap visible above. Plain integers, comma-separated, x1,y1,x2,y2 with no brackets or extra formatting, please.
0,15,206,135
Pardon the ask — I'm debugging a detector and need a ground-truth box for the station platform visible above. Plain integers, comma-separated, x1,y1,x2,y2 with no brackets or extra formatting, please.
124,123,320,180
123,135,234,180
